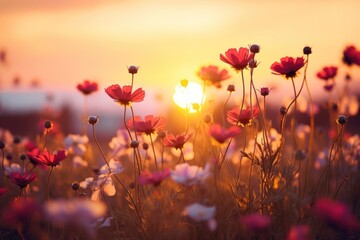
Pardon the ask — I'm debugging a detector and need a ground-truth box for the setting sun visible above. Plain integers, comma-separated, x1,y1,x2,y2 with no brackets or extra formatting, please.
172,80,205,113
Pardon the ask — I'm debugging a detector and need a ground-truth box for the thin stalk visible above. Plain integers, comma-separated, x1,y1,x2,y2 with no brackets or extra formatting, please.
47,167,53,201
149,134,158,170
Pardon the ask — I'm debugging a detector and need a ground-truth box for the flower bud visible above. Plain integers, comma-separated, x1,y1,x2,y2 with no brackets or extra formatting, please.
130,140,139,149
72,182,80,191
303,46,312,55
88,116,98,125
337,115,347,125
19,154,26,161
127,65,139,74
142,143,149,150
260,87,269,96
0,141,4,149
44,120,53,129
248,59,258,69
249,44,260,54
158,130,166,139
13,137,21,145
280,107,287,115
227,84,235,92
294,150,306,161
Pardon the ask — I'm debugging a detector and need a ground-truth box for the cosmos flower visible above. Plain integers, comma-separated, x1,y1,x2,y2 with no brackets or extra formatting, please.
287,224,311,240
342,45,360,66
171,163,211,187
27,149,67,167
138,168,170,186
314,198,360,231
163,132,192,150
128,115,166,135
196,65,231,88
45,199,106,237
64,134,89,155
209,123,241,144
105,84,145,105
183,203,217,231
227,106,260,127
220,47,254,71
77,80,98,95
9,171,37,189
109,129,132,158
270,57,305,79
239,213,271,231
316,66,338,80
171,142,195,161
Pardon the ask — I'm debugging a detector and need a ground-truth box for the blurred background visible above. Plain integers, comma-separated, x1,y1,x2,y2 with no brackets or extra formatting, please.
1,0,360,136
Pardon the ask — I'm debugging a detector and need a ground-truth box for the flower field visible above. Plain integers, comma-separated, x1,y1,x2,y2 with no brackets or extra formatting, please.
1,45,360,240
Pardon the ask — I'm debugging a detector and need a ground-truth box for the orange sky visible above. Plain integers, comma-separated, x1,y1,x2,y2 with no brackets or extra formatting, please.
1,0,360,105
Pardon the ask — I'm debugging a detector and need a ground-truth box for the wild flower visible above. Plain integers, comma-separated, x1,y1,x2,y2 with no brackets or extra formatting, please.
287,224,311,240
270,56,305,79
27,148,67,167
45,199,106,236
342,45,360,66
316,66,338,80
183,203,217,231
227,106,260,127
220,47,254,71
209,123,241,144
105,84,145,105
128,115,166,135
64,134,89,155
196,65,231,88
171,163,211,186
170,142,194,161
77,80,98,95
138,168,170,186
108,129,132,158
9,171,37,189
163,132,192,150
239,213,271,231
314,198,360,231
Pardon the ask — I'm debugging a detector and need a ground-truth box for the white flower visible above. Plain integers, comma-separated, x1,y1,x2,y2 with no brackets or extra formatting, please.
98,158,124,175
183,203,217,231
171,163,211,186
45,199,107,236
109,129,132,158
64,134,89,155
72,156,88,168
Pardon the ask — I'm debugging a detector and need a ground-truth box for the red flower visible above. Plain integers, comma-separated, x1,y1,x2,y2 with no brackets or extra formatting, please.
163,133,192,149
0,187,7,196
270,57,305,79
209,123,241,144
138,168,170,186
239,213,271,231
197,65,231,88
77,80,98,95
220,48,254,71
9,172,37,189
27,149,67,167
105,84,145,106
314,198,360,231
128,115,166,135
2,198,41,228
316,66,338,80
342,45,360,66
227,106,260,127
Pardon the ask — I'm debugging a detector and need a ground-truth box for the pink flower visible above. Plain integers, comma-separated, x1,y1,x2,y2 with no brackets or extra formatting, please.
220,47,254,71
227,106,260,127
209,123,241,144
316,66,338,80
77,80,98,95
342,45,360,66
314,198,360,231
138,168,170,186
239,213,271,231
287,224,311,240
183,203,217,231
105,84,145,106
9,171,37,189
171,163,211,186
197,65,231,88
163,133,192,150
270,57,305,79
27,148,67,167
128,115,166,135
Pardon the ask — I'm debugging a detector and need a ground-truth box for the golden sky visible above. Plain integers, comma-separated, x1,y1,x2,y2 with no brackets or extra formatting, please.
1,0,360,103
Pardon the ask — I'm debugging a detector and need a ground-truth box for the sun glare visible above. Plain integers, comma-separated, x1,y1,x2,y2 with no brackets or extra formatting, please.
172,81,205,113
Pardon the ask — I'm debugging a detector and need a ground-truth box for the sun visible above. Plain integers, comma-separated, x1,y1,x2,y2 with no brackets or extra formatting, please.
172,80,205,113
